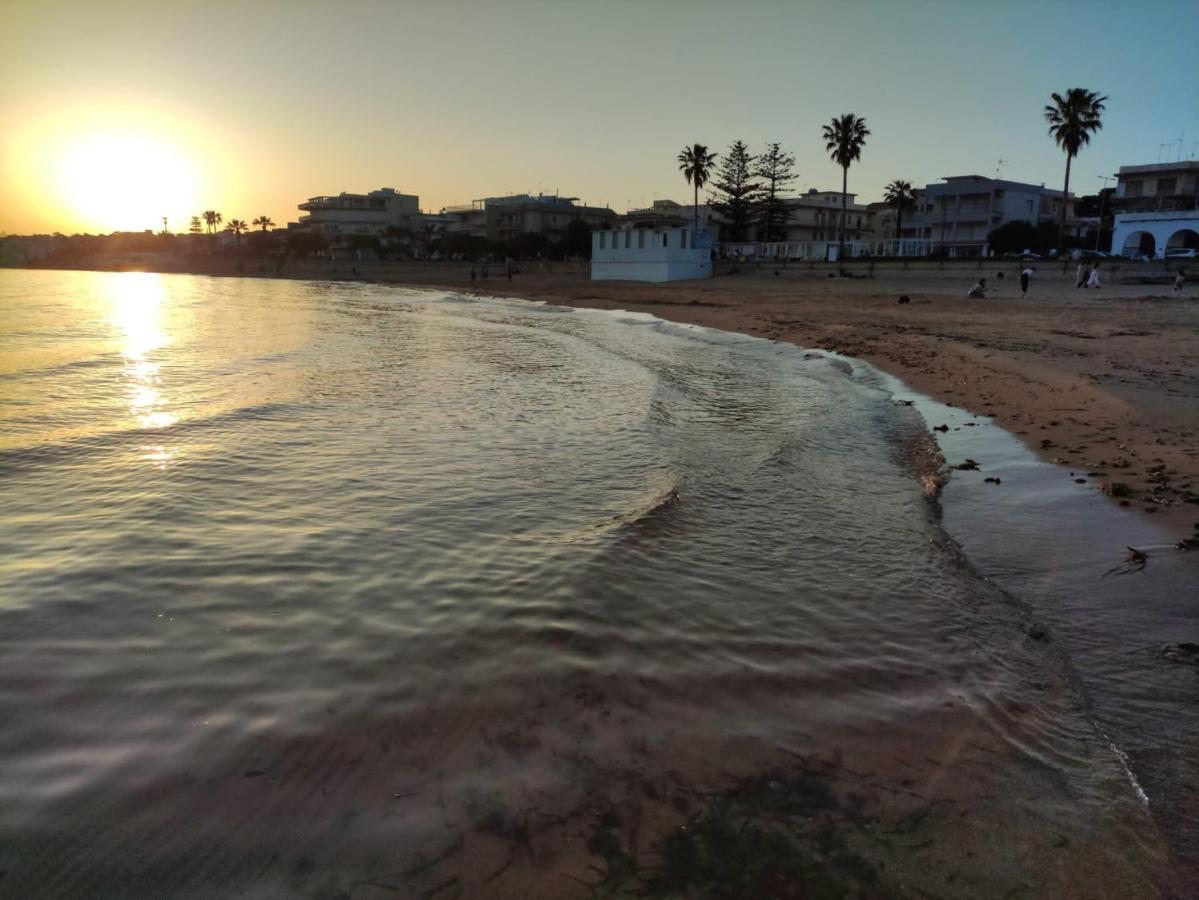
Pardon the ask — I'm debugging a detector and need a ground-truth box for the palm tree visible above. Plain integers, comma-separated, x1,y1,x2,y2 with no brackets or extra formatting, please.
252,215,274,232
677,143,718,231
225,219,247,246
189,216,203,235
821,114,871,260
1044,88,1106,256
203,210,222,235
883,179,914,254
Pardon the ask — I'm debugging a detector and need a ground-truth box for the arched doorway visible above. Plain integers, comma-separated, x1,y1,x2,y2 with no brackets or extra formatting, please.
1121,231,1155,257
1166,228,1199,250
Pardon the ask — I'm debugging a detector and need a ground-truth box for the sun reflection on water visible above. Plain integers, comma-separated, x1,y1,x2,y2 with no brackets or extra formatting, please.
105,273,179,453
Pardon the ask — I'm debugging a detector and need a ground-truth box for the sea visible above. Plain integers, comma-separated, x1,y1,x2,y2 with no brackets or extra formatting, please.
0,269,1195,899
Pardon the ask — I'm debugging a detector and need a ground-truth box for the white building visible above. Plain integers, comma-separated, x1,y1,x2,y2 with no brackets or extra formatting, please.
919,175,1072,254
1111,211,1199,258
292,187,421,237
591,227,712,282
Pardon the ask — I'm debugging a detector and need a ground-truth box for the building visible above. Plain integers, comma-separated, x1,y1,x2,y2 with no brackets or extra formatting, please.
621,199,721,239
1110,161,1199,214
779,189,872,244
484,194,616,242
867,188,930,242
591,226,711,282
1107,162,1199,258
291,187,421,237
1111,210,1199,258
438,194,618,243
919,175,1072,255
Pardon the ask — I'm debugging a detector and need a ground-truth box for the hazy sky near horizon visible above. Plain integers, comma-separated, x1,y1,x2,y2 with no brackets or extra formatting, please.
2,0,1197,234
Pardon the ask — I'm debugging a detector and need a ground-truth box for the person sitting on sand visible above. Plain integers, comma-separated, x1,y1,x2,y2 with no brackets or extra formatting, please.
1020,266,1035,296
967,277,987,299
1087,261,1101,289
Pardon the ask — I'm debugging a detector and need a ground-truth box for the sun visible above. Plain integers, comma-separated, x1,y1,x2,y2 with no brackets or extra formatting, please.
56,130,200,233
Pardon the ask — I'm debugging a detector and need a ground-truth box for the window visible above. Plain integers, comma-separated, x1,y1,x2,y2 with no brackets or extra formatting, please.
1124,180,1144,198
1157,178,1177,196
624,231,631,248
662,233,668,247
682,230,688,249
599,233,607,250
638,230,645,249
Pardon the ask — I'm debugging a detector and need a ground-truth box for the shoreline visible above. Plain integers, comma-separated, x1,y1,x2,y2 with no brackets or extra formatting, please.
433,266,1198,538
9,261,1197,535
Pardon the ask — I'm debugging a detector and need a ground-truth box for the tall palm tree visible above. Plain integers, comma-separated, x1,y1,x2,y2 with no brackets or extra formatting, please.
821,114,871,260
677,143,718,231
883,179,914,253
203,210,222,235
252,215,274,232
1044,88,1106,256
225,219,247,245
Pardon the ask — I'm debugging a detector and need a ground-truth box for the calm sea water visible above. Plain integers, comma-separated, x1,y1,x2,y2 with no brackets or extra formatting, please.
0,270,1187,898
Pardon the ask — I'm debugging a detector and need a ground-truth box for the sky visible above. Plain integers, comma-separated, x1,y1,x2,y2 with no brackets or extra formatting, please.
2,0,1197,235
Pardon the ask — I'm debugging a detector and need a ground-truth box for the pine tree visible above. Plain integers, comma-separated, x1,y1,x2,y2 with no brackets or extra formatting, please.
709,141,760,242
754,143,796,242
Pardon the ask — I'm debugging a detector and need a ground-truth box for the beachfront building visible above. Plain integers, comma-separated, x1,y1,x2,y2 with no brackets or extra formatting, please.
779,189,872,244
622,199,722,240
591,226,712,282
439,193,618,243
920,175,1073,256
291,187,421,238
1111,210,1199,258
1107,162,1199,257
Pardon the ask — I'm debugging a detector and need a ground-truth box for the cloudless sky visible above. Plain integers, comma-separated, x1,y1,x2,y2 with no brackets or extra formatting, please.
2,0,1197,233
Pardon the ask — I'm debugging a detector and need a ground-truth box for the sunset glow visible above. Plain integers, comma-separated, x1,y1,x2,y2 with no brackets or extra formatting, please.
55,130,199,234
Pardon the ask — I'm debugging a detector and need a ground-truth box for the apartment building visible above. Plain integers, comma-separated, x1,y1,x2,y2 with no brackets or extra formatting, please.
779,189,871,243
292,187,421,236
919,175,1072,253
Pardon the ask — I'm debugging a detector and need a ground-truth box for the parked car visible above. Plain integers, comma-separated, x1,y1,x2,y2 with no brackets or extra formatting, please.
1164,248,1198,259
1078,249,1110,259
1122,252,1151,262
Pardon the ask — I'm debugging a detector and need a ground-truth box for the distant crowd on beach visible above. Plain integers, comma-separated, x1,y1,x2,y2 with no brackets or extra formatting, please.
966,263,1188,299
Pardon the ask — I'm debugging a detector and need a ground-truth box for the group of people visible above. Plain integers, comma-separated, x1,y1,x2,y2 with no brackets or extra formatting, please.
967,266,1039,299
1075,261,1103,289
966,261,1190,299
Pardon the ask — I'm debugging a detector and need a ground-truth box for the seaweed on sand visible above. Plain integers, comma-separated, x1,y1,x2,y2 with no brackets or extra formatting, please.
582,767,905,899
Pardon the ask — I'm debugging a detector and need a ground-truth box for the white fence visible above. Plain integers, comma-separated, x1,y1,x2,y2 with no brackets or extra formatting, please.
716,239,937,261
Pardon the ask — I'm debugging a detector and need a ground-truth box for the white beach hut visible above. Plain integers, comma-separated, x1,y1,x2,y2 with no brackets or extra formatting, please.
591,227,712,282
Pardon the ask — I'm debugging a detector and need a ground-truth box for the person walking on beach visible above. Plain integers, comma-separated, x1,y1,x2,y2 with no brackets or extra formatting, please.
1087,261,1101,289
1076,261,1090,288
1175,268,1187,294
968,277,987,299
1020,266,1034,296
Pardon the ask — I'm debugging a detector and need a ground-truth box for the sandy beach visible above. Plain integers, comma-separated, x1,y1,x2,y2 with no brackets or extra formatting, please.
329,259,1198,537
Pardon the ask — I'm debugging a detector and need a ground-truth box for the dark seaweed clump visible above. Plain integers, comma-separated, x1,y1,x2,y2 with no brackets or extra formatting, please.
584,767,903,899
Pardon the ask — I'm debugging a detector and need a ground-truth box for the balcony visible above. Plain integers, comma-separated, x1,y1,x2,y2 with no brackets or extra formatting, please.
1111,195,1198,214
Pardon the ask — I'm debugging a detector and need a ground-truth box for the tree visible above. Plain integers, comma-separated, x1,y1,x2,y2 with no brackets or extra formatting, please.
677,143,718,232
710,140,759,242
883,179,914,252
821,114,871,260
188,216,203,235
754,143,797,242
225,219,247,246
987,220,1056,256
1044,88,1107,256
561,218,593,259
285,230,328,259
252,216,274,232
203,210,222,235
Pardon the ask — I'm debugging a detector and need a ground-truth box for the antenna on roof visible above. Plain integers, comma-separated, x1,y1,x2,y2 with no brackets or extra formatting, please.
995,159,1007,179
